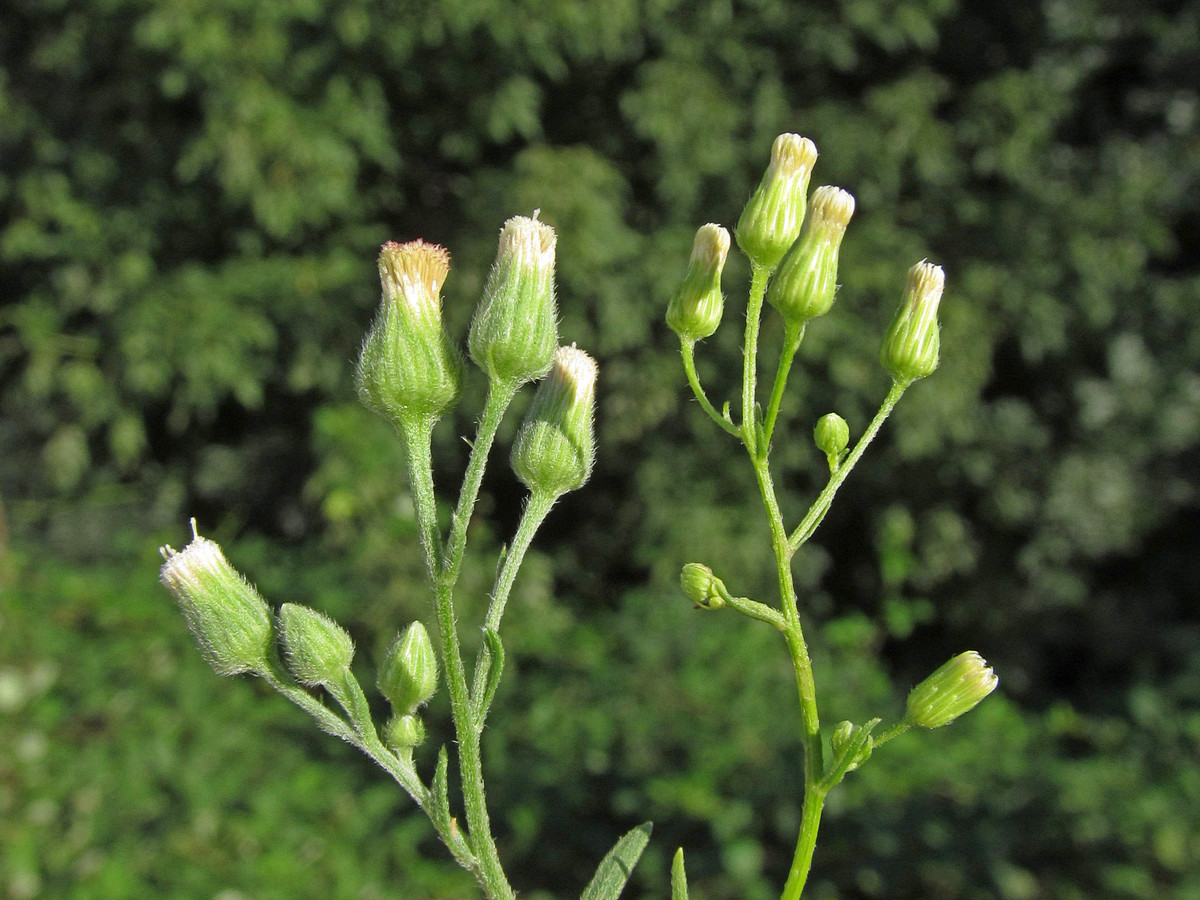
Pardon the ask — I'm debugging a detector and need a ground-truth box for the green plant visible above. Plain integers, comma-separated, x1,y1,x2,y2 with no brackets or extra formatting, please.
160,217,649,900
666,133,997,899
159,138,997,900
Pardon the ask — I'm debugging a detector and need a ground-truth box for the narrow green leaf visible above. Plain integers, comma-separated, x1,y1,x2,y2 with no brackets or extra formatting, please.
671,848,689,900
581,822,653,900
430,745,453,836
477,627,505,724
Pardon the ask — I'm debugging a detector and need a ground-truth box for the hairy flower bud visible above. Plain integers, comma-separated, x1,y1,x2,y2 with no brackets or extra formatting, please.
667,224,730,341
906,651,999,729
357,240,461,426
469,214,559,386
830,720,873,772
736,134,819,270
511,344,597,497
384,713,427,751
813,412,850,472
378,622,439,714
768,186,855,324
278,603,354,687
160,521,273,676
881,261,945,384
680,562,726,610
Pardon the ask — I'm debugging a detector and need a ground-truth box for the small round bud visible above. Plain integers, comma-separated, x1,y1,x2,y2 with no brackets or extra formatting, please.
813,412,850,471
384,713,427,751
736,134,819,270
680,562,726,610
906,651,999,729
667,224,730,341
830,720,872,772
378,622,439,713
278,603,354,687
881,261,945,384
469,214,559,386
159,522,273,676
768,186,855,324
511,344,597,497
357,240,462,426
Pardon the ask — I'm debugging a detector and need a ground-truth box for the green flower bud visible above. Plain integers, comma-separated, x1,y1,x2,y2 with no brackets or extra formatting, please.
159,521,273,676
679,562,726,610
881,261,945,384
830,720,873,772
278,603,354,687
469,214,559,386
384,713,426,751
768,186,855,324
357,241,462,426
906,651,999,729
667,223,730,341
736,134,819,270
378,622,439,713
813,412,850,472
511,344,597,497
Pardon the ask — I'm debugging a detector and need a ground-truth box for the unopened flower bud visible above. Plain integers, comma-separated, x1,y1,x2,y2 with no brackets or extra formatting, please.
768,186,855,323
736,134,819,270
881,261,944,384
378,621,439,713
667,224,730,341
813,413,850,471
357,241,461,426
384,713,426,751
511,344,597,497
906,651,998,729
278,603,354,687
469,214,559,386
830,720,873,772
160,522,273,676
680,563,726,610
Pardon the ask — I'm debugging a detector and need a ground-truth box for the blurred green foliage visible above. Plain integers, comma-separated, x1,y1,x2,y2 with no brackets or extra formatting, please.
2,0,1199,898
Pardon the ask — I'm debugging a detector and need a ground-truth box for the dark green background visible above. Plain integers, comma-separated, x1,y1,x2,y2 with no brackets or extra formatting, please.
2,0,1198,898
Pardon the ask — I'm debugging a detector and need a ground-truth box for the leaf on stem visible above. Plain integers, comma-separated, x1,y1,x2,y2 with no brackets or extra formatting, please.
431,745,454,838
581,822,653,900
671,848,689,900
475,627,505,726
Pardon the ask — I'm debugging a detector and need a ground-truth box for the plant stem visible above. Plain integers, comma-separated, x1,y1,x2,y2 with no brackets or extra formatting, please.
741,263,771,455
443,382,519,577
750,454,826,899
762,320,805,451
403,407,517,900
680,339,740,438
788,380,908,555
469,488,557,723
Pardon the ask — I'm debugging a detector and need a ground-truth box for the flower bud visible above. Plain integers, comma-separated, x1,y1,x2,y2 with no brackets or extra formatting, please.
679,562,725,610
830,720,873,772
469,214,559,386
511,344,597,497
378,621,439,713
159,522,273,676
278,603,354,687
736,134,819,270
666,224,730,341
768,186,855,324
357,241,461,426
384,713,426,751
813,412,850,472
906,651,999,729
880,261,944,384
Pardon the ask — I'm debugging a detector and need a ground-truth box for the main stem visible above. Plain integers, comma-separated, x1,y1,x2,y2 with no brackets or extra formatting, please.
402,411,516,900
751,455,826,900
738,268,826,898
